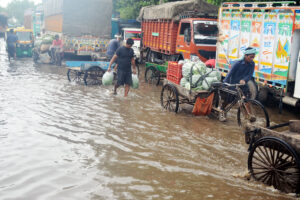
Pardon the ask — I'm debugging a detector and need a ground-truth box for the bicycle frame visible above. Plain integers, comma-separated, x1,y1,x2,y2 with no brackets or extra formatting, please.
213,83,246,114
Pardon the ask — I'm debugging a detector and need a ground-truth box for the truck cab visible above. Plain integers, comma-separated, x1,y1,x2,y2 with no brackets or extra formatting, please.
176,18,218,61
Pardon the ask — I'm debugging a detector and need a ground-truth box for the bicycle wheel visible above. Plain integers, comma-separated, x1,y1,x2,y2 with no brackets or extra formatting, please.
67,69,83,83
248,137,300,193
237,99,270,128
160,84,179,113
145,66,159,85
83,66,105,85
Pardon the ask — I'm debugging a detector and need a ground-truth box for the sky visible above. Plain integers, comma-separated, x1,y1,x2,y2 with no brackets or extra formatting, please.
0,0,42,8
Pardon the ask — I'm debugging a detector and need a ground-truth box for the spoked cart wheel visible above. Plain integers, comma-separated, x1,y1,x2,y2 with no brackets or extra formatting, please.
160,83,179,113
237,99,270,128
83,66,105,86
145,66,160,85
67,69,83,83
248,136,300,193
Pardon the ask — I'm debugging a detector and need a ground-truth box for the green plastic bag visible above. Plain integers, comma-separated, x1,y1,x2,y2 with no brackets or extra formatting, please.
102,71,114,86
131,74,139,89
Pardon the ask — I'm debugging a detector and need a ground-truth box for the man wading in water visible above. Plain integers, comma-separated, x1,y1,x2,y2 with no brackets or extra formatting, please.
107,38,137,97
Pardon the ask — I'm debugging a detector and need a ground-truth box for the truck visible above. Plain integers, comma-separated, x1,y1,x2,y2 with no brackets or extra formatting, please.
111,18,140,39
24,9,32,30
216,1,300,107
43,0,112,56
138,0,218,63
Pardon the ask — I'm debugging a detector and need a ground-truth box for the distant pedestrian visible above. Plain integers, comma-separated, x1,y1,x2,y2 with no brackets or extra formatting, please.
107,38,137,97
106,34,122,60
6,29,18,60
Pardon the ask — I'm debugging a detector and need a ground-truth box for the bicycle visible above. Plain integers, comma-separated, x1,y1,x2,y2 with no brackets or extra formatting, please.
161,80,270,128
210,82,270,128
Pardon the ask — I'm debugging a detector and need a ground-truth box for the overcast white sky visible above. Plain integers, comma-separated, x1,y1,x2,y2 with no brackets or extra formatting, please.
0,0,42,8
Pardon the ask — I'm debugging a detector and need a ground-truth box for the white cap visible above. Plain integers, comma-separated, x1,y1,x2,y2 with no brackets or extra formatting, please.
114,34,122,38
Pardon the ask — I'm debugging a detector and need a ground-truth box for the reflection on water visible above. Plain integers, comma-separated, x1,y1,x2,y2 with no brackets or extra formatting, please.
0,39,299,200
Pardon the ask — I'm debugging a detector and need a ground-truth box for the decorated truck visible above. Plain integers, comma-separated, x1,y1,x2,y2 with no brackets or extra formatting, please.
138,0,218,63
43,0,112,56
216,1,300,107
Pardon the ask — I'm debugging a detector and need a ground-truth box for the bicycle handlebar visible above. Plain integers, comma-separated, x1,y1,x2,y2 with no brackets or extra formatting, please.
223,82,245,87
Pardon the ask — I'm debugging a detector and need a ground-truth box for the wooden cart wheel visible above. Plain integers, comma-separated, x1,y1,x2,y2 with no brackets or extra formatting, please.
248,136,300,193
67,69,83,83
83,66,105,86
160,83,179,113
237,99,270,128
145,66,160,85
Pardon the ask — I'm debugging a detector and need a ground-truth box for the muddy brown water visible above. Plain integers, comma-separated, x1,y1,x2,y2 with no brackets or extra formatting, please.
0,39,299,200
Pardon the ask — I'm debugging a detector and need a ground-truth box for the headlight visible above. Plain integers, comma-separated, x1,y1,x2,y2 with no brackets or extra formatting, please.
29,44,33,48
16,44,20,47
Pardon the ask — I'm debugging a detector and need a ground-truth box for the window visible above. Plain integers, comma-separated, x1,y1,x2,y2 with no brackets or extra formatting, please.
180,23,191,35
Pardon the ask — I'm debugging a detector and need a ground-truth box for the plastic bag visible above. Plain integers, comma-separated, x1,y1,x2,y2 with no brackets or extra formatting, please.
131,74,139,89
192,93,215,116
182,61,194,79
180,77,188,87
192,62,207,75
191,74,202,87
184,82,191,90
102,71,114,86
208,70,222,81
202,77,219,90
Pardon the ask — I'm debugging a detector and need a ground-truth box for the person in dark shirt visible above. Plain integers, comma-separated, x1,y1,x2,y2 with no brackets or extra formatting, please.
6,29,18,60
107,38,137,97
223,47,256,86
220,47,256,121
106,34,122,60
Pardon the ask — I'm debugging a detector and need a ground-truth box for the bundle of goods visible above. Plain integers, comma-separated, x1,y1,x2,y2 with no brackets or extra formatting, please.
41,35,55,45
180,58,221,91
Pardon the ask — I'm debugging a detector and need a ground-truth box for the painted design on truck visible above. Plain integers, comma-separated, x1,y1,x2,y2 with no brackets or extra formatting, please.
217,6,297,88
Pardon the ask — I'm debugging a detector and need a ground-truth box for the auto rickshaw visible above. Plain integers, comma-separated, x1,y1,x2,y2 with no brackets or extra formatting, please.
14,27,34,57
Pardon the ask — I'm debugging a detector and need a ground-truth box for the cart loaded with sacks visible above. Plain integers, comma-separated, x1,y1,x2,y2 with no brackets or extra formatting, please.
161,60,270,128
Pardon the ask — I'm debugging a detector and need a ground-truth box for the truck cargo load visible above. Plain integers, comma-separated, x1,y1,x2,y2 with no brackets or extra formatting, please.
137,0,218,21
43,0,113,56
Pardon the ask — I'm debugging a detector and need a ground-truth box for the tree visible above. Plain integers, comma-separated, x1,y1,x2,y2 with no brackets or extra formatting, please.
5,0,35,25
114,0,182,19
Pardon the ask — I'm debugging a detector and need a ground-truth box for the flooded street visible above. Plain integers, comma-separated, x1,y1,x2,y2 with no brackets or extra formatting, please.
0,38,299,200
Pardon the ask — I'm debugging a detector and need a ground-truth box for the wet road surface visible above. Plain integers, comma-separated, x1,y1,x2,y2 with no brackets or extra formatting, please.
0,39,300,200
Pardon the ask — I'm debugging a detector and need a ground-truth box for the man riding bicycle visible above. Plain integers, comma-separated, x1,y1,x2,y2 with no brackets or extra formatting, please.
6,29,18,60
220,47,257,121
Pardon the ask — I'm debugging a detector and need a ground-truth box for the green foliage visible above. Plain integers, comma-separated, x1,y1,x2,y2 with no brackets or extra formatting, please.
5,0,35,25
114,0,172,19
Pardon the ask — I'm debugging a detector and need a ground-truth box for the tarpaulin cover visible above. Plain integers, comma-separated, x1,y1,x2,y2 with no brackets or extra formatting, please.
137,0,218,21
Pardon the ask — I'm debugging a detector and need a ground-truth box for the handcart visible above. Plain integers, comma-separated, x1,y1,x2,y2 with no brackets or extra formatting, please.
245,120,300,194
161,79,270,128
144,61,168,85
66,61,110,85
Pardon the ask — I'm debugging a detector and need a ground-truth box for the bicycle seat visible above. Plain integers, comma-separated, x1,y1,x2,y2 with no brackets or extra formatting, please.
211,82,223,88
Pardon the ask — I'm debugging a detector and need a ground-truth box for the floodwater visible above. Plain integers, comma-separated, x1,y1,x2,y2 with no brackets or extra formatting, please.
0,38,299,200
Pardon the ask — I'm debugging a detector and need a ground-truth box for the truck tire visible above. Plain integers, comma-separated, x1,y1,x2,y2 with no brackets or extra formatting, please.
257,87,269,104
247,80,258,100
